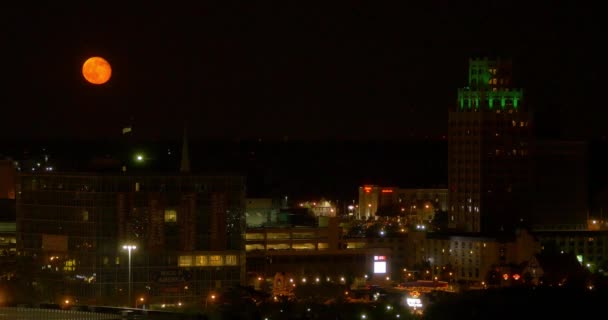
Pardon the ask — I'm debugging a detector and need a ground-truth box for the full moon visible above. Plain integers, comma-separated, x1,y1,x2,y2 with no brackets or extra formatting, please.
82,56,112,85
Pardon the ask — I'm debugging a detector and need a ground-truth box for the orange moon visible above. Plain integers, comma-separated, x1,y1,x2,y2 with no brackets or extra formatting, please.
82,56,112,85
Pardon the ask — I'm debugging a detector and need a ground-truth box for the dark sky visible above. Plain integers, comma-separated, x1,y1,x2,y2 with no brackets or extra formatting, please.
1,2,605,142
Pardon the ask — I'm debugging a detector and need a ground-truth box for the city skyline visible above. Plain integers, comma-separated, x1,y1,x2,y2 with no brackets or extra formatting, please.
2,2,604,141
3,3,608,318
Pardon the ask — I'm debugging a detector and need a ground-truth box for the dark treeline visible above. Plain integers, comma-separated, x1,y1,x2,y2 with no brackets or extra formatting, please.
1,139,448,201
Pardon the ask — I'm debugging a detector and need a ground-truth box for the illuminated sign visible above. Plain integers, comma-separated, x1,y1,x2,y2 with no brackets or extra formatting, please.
364,186,372,193
373,255,388,273
374,261,386,274
381,189,393,193
406,298,422,308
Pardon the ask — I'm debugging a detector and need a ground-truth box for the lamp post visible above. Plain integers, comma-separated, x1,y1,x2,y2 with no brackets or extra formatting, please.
205,293,216,311
123,245,137,307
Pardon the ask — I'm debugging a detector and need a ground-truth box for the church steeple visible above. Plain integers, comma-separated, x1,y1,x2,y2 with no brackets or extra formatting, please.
180,125,191,173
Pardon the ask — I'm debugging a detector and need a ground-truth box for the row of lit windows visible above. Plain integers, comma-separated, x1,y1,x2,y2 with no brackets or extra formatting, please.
245,231,321,241
178,254,239,267
495,148,529,156
245,243,330,251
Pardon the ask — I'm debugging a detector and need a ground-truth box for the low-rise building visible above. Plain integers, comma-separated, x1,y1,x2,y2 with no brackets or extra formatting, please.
245,218,392,288
406,229,539,285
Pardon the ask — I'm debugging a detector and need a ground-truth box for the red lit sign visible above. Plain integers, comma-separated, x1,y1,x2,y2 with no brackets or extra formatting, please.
374,256,386,261
364,186,372,193
381,189,393,193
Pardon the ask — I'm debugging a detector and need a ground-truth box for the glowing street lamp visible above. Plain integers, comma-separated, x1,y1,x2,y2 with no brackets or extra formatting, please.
123,245,137,307
205,293,216,310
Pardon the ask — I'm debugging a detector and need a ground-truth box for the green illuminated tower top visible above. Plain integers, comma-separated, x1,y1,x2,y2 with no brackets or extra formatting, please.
457,57,523,111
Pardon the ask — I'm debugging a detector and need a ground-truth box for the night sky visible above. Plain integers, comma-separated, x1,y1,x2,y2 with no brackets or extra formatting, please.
1,2,605,142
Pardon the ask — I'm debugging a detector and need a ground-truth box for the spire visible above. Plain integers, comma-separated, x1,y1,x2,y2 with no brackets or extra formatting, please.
180,125,191,173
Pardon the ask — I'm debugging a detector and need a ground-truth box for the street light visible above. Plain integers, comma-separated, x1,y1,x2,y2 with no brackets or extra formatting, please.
205,293,216,310
123,245,137,307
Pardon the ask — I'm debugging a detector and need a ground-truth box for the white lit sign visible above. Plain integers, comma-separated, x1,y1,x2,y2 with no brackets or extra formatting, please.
374,261,386,274
406,298,422,308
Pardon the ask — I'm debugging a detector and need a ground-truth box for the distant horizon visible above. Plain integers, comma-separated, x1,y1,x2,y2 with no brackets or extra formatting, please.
2,135,607,204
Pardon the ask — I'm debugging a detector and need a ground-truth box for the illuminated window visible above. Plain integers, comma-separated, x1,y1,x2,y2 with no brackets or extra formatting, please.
267,233,290,240
347,242,366,249
292,243,316,250
164,209,177,223
209,255,223,266
179,256,192,267
245,233,264,240
318,243,329,250
245,244,264,251
266,243,290,250
82,210,89,221
64,259,76,272
195,255,208,266
225,255,238,266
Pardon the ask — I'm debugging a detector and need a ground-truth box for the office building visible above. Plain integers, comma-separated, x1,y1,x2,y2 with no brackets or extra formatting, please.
244,218,392,287
16,172,245,306
407,229,539,285
448,57,532,232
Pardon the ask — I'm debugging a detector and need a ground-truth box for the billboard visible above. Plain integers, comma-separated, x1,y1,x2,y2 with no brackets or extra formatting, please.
373,255,387,274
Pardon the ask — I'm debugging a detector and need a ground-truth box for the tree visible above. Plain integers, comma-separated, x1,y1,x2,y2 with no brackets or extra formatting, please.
293,282,345,304
430,210,448,231
375,204,401,217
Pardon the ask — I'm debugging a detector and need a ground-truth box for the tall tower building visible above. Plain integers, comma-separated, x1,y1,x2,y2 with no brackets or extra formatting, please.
448,58,532,233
